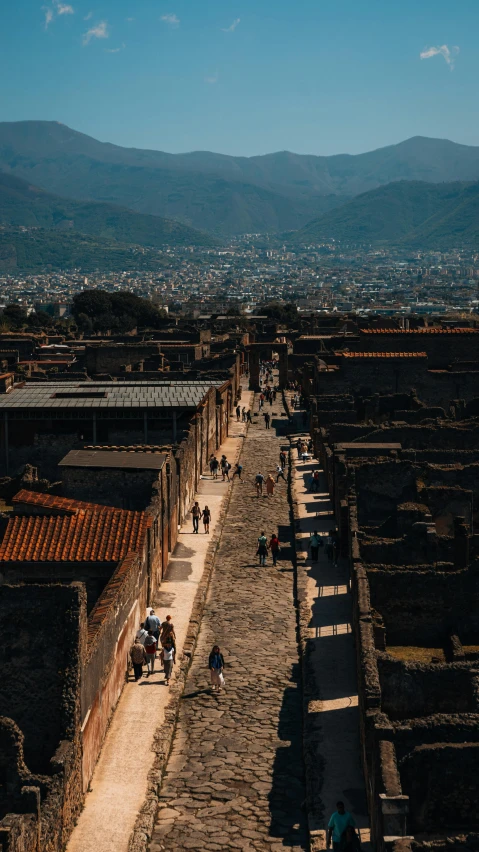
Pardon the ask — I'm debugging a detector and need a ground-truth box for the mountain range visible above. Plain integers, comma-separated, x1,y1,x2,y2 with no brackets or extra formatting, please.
3,121,479,236
0,170,215,249
291,180,479,248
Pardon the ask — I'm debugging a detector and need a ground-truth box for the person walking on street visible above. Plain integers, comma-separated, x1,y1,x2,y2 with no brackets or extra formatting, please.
276,464,286,483
161,637,175,686
280,449,287,469
311,469,320,492
246,410,252,423
236,404,241,421
130,638,147,681
255,471,265,496
242,406,246,421
266,474,275,496
232,462,243,480
257,531,268,566
209,454,215,476
145,609,161,644
309,530,322,562
209,644,225,693
327,802,356,851
269,533,280,566
296,439,302,459
136,622,148,645
264,411,271,429
211,456,219,479
192,501,201,534
144,631,157,676
202,505,211,533
221,455,231,481
160,615,176,648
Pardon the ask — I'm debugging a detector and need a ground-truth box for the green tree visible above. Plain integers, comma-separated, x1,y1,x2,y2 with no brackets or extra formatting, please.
3,304,27,329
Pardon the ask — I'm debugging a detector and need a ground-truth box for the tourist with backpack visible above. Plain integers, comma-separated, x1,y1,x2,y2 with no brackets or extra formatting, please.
161,638,175,686
130,638,147,681
191,501,201,533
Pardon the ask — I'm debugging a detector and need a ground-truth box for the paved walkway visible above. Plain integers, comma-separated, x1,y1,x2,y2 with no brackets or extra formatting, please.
66,395,253,852
150,390,308,852
291,421,369,848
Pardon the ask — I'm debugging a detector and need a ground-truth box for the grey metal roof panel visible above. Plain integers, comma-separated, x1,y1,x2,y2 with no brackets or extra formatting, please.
59,449,167,470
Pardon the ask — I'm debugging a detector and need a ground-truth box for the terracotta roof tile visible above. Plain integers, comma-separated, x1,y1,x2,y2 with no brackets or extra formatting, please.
0,511,149,563
340,352,427,359
12,490,118,514
360,328,478,335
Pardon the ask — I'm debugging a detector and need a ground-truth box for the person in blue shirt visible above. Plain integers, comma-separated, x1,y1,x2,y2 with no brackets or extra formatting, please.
327,801,356,851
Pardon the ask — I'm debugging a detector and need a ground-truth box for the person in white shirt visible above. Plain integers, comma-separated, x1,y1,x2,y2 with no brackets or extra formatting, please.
135,623,148,645
276,464,286,483
161,639,175,685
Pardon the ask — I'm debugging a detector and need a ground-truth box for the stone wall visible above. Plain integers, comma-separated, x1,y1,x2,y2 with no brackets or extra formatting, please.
0,583,85,852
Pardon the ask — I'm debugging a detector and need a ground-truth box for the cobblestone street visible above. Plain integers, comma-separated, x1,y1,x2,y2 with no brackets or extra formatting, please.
150,392,308,852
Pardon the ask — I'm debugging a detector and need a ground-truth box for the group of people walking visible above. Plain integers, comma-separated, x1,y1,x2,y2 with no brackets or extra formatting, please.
256,531,281,566
129,609,177,685
236,405,253,423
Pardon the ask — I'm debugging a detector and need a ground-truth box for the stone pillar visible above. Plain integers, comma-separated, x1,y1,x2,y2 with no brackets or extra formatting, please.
277,349,288,388
3,411,8,475
454,516,469,568
249,349,261,390
379,794,409,839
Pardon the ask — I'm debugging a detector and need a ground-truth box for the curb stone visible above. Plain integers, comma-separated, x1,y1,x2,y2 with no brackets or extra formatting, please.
127,416,251,852
285,390,326,852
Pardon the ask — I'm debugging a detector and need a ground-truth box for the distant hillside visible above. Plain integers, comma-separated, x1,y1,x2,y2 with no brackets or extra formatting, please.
0,171,216,248
291,180,479,248
3,121,479,233
0,228,176,272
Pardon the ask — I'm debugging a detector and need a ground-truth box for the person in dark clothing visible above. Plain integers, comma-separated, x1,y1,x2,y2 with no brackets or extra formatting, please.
340,825,361,852
209,645,225,692
264,412,271,429
279,450,287,469
130,639,147,681
269,533,280,566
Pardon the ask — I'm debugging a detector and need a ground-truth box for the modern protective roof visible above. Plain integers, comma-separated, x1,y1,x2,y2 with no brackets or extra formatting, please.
59,449,167,470
0,380,223,410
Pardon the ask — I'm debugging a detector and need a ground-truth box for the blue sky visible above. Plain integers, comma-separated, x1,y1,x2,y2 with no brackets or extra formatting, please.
0,0,477,156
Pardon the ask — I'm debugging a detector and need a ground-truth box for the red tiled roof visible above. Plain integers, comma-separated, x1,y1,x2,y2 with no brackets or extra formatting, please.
0,509,149,562
360,328,478,335
12,490,118,514
340,352,427,359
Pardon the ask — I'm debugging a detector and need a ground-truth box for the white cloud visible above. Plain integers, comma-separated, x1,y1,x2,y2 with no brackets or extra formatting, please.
84,11,93,20
160,13,179,27
56,1,74,14
205,72,218,84
420,44,459,70
105,42,125,53
82,19,109,44
43,6,54,27
222,17,240,32
43,0,73,28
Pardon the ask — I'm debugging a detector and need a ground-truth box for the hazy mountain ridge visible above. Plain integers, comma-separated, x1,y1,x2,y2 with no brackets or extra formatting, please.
3,121,479,234
291,180,479,247
0,170,216,248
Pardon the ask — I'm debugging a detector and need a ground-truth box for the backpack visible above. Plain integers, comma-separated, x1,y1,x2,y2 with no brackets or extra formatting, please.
227,462,231,470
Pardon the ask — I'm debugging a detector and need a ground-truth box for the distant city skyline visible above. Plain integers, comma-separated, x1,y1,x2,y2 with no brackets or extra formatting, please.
1,0,478,156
